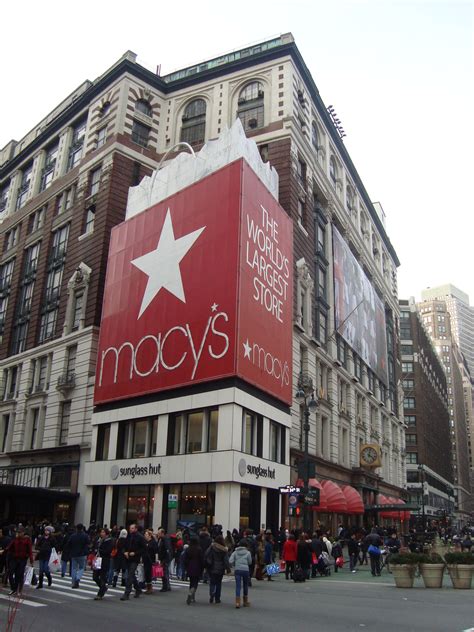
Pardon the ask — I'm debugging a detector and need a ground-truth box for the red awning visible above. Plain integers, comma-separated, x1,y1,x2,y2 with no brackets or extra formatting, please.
321,480,348,513
377,493,392,519
341,485,364,514
378,495,408,521
393,497,410,522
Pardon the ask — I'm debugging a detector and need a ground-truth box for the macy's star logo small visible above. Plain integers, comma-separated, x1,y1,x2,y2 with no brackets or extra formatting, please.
243,339,252,359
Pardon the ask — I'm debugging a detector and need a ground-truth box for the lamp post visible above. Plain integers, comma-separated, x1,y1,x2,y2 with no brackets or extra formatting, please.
418,464,426,532
295,372,318,534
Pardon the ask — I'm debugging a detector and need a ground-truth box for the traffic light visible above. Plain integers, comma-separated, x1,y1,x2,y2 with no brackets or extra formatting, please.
288,506,302,517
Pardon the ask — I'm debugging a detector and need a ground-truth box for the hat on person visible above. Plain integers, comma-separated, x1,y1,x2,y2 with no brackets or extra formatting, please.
45,526,55,534
119,528,128,538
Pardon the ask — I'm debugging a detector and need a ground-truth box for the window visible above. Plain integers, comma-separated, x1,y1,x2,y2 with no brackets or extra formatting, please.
59,401,71,445
316,264,327,299
0,182,10,214
67,119,87,170
405,434,417,445
297,158,306,185
241,410,263,457
99,102,111,118
402,379,414,390
402,362,414,373
39,310,57,343
404,397,416,409
11,321,28,355
30,408,40,449
180,99,206,146
117,417,158,458
5,226,19,250
37,356,48,390
96,127,107,148
39,224,69,345
346,186,355,214
316,310,327,344
72,291,84,330
135,99,152,117
58,186,76,214
237,81,264,132
40,142,58,191
29,207,45,233
269,421,286,464
401,344,413,355
84,207,95,234
66,345,77,375
406,452,418,464
297,199,305,224
90,167,101,196
132,120,151,148
1,414,10,452
16,164,33,210
311,122,319,149
329,156,337,187
96,424,111,460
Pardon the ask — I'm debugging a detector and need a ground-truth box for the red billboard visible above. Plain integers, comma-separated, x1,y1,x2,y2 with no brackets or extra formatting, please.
94,159,293,405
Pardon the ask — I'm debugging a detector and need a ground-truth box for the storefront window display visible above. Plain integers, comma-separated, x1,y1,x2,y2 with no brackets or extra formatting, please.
112,485,154,528
163,483,215,533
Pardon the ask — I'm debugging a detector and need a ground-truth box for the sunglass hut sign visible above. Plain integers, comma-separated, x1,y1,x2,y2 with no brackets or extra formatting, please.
95,159,293,406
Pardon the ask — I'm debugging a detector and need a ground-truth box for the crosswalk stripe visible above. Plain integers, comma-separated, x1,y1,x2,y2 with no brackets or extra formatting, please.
0,593,46,608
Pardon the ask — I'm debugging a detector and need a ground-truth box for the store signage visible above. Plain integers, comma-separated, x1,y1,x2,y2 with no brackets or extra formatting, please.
94,159,293,405
279,485,301,494
168,494,178,509
110,462,161,480
238,458,276,480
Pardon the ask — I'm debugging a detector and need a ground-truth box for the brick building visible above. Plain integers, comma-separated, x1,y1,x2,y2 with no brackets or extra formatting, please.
0,34,405,529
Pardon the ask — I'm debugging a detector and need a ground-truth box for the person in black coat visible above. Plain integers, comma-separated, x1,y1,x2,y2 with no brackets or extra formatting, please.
297,534,312,579
347,533,360,572
199,527,212,584
156,527,172,591
364,529,383,576
310,533,323,578
35,526,56,588
184,537,204,605
93,528,114,600
68,523,89,588
142,529,158,594
205,535,230,604
112,529,128,587
0,528,12,586
120,524,146,601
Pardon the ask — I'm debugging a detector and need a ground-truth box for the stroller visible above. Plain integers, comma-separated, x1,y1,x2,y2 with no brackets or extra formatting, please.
315,552,331,577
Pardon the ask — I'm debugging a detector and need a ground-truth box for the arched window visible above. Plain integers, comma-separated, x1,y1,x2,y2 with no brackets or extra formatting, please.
346,185,354,213
135,99,152,117
237,81,264,132
180,98,206,146
329,156,337,187
312,122,319,149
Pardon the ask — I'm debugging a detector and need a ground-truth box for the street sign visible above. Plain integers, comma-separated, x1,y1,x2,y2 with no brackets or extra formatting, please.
302,489,320,506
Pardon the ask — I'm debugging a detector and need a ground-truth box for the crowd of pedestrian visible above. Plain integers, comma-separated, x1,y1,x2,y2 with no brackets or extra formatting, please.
1,519,472,607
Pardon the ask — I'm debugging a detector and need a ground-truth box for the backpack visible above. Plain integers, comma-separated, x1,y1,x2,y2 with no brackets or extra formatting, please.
293,565,306,583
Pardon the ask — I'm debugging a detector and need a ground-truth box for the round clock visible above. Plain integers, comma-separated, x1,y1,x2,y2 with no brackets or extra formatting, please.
361,446,379,466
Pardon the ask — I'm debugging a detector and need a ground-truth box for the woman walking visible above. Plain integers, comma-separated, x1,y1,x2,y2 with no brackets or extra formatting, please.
264,534,274,581
143,529,158,594
93,528,113,600
282,533,297,580
184,536,204,605
205,535,230,604
112,529,128,587
35,526,55,589
229,538,252,609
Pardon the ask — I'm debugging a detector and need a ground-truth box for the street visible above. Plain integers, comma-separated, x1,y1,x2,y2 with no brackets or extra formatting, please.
1,563,473,632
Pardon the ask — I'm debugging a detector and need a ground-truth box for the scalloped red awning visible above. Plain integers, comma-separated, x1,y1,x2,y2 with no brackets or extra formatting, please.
378,493,392,519
342,485,364,514
321,480,348,513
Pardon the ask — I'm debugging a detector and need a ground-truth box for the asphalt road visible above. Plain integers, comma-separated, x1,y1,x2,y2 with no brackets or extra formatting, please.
1,565,474,632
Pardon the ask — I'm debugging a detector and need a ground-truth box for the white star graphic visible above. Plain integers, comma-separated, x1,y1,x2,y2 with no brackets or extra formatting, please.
211,303,218,312
131,208,205,318
243,339,252,359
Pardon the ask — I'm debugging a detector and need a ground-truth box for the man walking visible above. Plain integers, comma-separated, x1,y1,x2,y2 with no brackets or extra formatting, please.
156,527,172,592
7,527,34,596
120,524,146,601
68,523,90,588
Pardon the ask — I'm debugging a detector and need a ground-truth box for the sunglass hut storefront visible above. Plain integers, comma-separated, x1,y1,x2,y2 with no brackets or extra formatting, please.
84,157,294,534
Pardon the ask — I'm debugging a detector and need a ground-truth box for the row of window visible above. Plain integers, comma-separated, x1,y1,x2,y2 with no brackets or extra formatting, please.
96,408,287,464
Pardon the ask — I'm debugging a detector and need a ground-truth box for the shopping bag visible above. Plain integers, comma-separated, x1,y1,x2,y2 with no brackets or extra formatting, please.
92,556,102,570
24,565,34,586
152,562,164,579
49,547,61,572
265,563,280,576
279,559,286,571
136,563,145,583
368,544,381,556
336,556,344,568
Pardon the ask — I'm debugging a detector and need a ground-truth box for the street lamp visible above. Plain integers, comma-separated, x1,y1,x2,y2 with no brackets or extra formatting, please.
295,372,318,533
418,464,426,532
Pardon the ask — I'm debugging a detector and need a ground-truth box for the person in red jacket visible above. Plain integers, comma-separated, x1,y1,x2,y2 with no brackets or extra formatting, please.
282,533,297,580
7,527,34,595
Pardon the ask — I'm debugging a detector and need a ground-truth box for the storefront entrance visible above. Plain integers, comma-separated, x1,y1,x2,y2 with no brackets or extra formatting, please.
240,484,261,532
111,485,154,529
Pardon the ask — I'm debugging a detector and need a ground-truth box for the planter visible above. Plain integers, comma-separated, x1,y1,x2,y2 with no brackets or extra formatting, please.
419,563,445,588
447,564,473,589
392,564,417,588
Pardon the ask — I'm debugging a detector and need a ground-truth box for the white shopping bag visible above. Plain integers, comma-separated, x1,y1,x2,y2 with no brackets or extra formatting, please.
136,563,145,583
92,556,102,570
24,565,34,586
48,547,61,572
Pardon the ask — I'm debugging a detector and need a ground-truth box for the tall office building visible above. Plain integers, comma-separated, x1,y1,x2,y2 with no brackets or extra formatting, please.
0,34,404,530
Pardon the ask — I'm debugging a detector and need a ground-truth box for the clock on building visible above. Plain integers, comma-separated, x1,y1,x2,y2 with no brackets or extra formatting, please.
360,444,381,468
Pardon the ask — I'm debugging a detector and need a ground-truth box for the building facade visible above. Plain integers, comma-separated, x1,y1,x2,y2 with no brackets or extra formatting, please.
399,300,454,527
1,34,405,531
416,297,472,525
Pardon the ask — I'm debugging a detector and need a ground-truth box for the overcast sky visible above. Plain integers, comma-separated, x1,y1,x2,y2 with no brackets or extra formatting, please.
2,0,472,304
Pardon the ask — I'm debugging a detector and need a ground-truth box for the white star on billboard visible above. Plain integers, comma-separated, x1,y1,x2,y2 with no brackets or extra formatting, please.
243,339,252,359
131,208,205,318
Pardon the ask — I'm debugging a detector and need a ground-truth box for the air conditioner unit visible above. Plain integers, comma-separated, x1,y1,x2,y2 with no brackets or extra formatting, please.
248,118,258,129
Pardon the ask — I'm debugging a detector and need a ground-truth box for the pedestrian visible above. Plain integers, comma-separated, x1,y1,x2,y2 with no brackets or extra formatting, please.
347,533,359,573
224,530,234,551
156,527,172,591
34,526,55,589
205,534,230,604
120,524,146,601
364,528,383,577
198,526,212,584
143,529,158,594
93,528,114,600
184,536,204,605
385,532,401,573
229,538,252,609
331,539,343,573
282,533,297,579
68,523,89,589
264,533,274,581
0,527,12,586
277,527,287,558
461,534,473,552
6,527,34,596
254,534,265,580
112,529,128,587
297,533,312,580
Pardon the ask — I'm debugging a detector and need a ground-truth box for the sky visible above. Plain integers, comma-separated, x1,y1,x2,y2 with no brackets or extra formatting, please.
1,0,473,304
